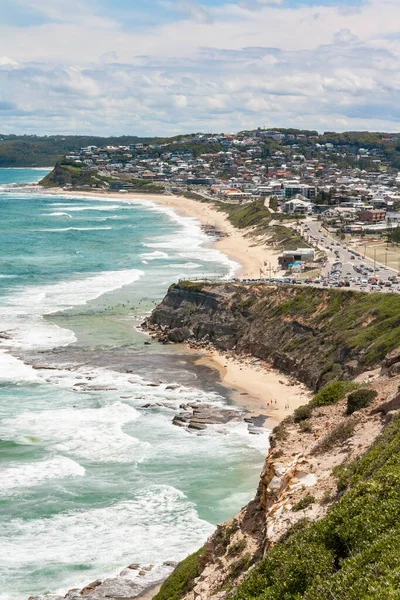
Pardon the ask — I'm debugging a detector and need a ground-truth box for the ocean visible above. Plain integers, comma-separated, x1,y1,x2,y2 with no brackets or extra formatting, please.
0,169,269,599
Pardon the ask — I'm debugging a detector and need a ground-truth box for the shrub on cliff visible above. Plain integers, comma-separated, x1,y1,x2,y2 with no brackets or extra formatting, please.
294,404,313,422
154,548,206,600
312,381,358,407
346,388,378,415
292,495,315,511
311,420,357,455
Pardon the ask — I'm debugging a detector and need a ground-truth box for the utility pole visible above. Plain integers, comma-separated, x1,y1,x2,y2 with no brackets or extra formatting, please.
374,247,376,276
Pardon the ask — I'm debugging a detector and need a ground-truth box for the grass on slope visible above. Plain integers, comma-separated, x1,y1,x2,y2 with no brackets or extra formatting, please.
271,288,400,369
154,548,206,600
232,415,400,600
175,284,400,375
227,200,271,230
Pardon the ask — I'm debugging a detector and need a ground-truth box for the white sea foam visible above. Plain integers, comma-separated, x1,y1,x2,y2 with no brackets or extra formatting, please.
0,485,214,598
48,194,238,277
53,204,123,212
167,262,201,269
38,226,113,232
0,456,85,495
44,212,73,217
140,251,169,260
0,351,40,383
0,402,147,463
135,204,239,278
0,269,143,350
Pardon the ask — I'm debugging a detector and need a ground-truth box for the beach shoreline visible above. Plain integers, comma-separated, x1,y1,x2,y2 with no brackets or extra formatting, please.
30,186,282,280
28,184,307,426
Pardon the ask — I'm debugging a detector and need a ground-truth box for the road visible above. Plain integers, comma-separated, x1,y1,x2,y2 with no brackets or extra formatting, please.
295,218,399,293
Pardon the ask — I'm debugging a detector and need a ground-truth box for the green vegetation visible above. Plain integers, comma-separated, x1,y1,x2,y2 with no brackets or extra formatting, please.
228,554,253,582
214,521,240,556
173,281,205,292
346,389,378,415
216,200,271,231
40,160,111,188
312,420,357,455
336,413,400,491
153,548,206,600
171,284,400,388
312,381,359,407
299,420,313,433
0,134,152,167
267,224,312,250
232,416,400,600
268,289,400,377
270,418,291,447
269,196,279,211
387,226,400,244
292,495,315,511
228,539,248,558
293,404,313,422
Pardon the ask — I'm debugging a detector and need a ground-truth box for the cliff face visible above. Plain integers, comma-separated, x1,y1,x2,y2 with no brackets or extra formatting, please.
148,283,400,390
150,283,400,600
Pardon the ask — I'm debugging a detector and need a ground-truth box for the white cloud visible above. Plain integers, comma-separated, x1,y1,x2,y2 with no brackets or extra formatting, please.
1,0,400,134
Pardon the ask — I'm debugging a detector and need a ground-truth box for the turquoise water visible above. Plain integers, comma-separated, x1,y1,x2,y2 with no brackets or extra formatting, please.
0,171,269,599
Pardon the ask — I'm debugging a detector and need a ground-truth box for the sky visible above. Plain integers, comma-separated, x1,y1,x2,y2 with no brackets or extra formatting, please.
1,0,400,136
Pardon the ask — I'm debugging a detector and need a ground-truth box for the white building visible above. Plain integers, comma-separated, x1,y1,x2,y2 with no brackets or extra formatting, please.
283,198,314,215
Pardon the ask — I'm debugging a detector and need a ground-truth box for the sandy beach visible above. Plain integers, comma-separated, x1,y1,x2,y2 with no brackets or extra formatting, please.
34,188,282,279
196,350,311,426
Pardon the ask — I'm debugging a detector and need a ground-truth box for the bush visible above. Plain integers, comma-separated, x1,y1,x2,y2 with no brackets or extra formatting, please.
229,553,253,580
228,538,247,557
154,548,206,600
292,495,316,512
346,388,378,415
312,420,357,455
294,404,313,423
214,520,239,556
270,418,291,447
299,420,313,433
312,381,359,407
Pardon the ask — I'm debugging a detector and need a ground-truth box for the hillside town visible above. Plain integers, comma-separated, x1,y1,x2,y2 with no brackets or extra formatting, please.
49,128,400,235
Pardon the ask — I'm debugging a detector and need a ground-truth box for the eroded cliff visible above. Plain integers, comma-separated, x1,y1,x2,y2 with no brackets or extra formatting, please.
147,282,400,390
148,283,400,600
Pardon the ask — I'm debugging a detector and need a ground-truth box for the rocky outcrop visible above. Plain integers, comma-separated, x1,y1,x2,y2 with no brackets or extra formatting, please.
28,563,175,600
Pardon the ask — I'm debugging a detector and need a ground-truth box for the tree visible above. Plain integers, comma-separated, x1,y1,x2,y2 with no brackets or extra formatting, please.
269,196,279,211
387,226,400,245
